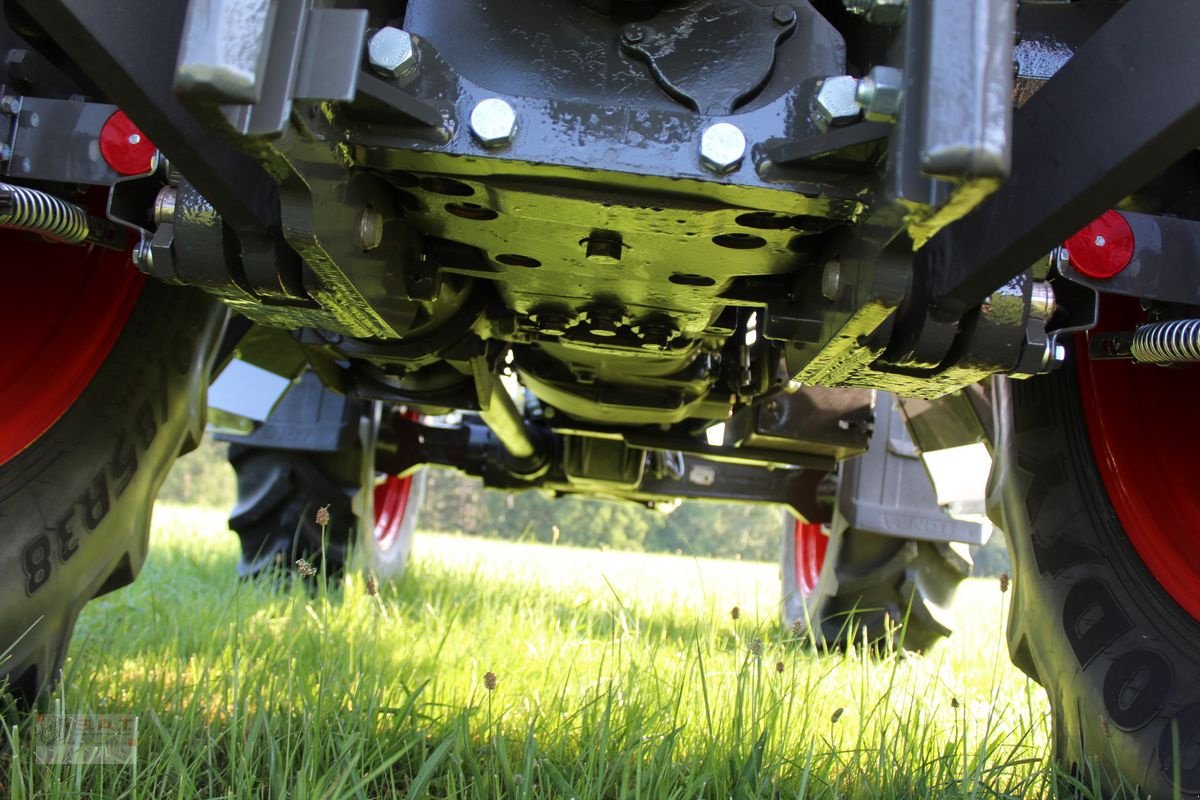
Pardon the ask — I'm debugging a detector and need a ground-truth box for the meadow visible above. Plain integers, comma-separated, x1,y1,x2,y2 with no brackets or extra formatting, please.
3,504,1063,799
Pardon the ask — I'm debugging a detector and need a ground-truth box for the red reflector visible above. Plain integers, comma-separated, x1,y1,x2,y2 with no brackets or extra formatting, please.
99,110,157,176
1065,210,1135,279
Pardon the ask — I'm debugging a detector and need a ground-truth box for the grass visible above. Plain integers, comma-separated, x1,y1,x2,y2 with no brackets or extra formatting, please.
2,503,1060,799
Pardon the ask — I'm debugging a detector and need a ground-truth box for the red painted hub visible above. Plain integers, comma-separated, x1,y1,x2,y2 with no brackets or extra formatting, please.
1077,297,1200,623
0,231,144,466
793,520,828,596
373,474,415,551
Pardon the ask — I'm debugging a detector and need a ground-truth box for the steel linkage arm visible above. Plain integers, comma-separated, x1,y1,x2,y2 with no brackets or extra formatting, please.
906,0,1200,336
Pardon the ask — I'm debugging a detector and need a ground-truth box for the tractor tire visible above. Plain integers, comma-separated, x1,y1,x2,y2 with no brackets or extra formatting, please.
226,407,424,581
990,314,1200,797
0,237,225,705
782,513,972,652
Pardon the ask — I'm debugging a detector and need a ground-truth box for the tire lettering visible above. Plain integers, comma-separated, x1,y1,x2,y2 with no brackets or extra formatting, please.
81,471,110,531
135,399,157,451
54,509,79,563
110,431,138,497
1159,703,1200,795
1062,578,1133,669
22,534,53,595
1103,649,1171,731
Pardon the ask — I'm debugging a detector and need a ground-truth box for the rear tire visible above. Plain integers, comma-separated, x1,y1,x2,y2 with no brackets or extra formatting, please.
226,405,424,581
992,344,1200,796
0,279,224,704
782,512,971,652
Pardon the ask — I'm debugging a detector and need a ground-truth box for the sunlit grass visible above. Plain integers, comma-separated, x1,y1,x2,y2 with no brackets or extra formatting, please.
3,503,1060,798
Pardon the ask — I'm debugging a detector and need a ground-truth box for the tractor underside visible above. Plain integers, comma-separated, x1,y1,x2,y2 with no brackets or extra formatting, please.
3,0,1198,513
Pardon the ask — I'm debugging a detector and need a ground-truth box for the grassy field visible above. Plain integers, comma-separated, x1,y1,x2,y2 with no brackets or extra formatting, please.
3,504,1060,799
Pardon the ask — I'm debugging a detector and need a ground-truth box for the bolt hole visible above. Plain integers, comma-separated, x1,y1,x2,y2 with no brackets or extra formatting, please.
735,212,792,230
669,273,716,287
712,232,766,249
496,253,541,268
420,176,474,196
446,202,498,221
389,171,421,188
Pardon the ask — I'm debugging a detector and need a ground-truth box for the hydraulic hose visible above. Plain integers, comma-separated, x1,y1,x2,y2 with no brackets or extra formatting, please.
0,181,90,244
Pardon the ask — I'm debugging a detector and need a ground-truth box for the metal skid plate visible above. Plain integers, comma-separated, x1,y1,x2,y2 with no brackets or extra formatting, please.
836,392,984,546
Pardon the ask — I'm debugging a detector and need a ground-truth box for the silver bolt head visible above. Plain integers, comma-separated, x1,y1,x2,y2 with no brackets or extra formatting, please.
815,75,862,129
699,122,746,173
821,259,842,301
0,94,21,115
470,98,517,148
153,186,177,226
368,27,418,78
357,207,385,251
857,66,903,122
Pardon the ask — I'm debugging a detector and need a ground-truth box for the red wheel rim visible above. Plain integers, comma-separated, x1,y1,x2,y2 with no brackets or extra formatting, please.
373,474,415,551
1077,297,1200,623
793,519,828,596
0,231,144,466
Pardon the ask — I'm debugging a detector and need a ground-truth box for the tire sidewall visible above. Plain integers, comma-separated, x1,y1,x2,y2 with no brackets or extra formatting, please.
992,371,1200,796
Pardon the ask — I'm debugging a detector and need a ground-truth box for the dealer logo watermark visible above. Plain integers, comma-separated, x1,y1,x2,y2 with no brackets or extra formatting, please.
33,713,137,765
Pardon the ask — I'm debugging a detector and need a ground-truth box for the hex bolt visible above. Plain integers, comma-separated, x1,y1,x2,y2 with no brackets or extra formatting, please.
699,122,746,174
153,186,177,225
469,98,518,148
856,66,903,122
638,321,677,350
0,94,21,115
821,259,842,301
1029,281,1057,321
587,307,624,338
357,207,385,251
814,75,862,130
584,230,623,263
533,311,572,336
367,27,419,79
772,5,796,25
622,24,645,44
0,143,10,162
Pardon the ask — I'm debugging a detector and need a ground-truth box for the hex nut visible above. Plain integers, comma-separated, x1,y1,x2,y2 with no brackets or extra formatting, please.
856,66,903,122
814,75,862,129
368,27,418,79
470,98,517,148
699,122,746,174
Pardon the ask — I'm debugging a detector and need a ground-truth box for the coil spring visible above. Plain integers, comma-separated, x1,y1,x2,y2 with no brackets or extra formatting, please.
0,181,89,244
1131,319,1200,364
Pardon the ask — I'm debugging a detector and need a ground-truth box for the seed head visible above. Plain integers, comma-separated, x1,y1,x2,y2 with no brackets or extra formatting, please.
791,619,805,637
365,575,378,597
950,697,960,709
315,505,331,527
748,638,763,657
830,707,844,724
775,661,785,674
730,606,741,621
1099,714,1111,738
295,558,317,578
483,671,498,691
999,573,1010,593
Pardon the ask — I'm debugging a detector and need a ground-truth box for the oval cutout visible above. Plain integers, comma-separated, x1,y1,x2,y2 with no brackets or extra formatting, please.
713,232,766,250
420,176,474,196
669,273,716,287
735,212,792,230
446,202,498,221
496,253,541,268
